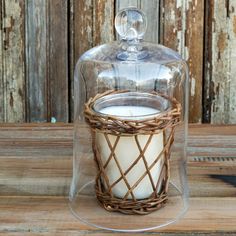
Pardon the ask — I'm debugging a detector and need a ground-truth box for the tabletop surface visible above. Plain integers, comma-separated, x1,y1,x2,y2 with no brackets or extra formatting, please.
0,124,235,235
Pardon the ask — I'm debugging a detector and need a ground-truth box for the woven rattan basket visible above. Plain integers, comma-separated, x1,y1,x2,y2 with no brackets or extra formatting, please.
84,90,181,215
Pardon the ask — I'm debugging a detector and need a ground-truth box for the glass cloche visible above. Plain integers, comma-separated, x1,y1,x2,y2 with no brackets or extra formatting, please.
69,7,189,232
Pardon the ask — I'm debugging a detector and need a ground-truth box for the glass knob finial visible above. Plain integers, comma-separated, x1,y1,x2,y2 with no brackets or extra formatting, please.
115,7,147,40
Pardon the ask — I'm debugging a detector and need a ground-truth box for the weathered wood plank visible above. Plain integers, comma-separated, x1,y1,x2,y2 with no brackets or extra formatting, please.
25,0,48,122
0,124,73,196
0,0,3,122
203,0,213,123
70,0,115,120
0,0,236,125
228,0,236,124
69,0,74,122
186,0,204,123
93,0,115,45
0,123,73,139
0,124,235,197
161,0,204,123
71,0,93,121
2,0,25,122
0,196,235,235
116,0,140,10
48,0,69,122
115,1,205,123
2,156,234,197
205,0,236,124
160,0,182,52
26,0,69,122
73,0,93,59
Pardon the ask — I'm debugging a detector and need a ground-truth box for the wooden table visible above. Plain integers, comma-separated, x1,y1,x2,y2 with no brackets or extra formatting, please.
0,124,235,235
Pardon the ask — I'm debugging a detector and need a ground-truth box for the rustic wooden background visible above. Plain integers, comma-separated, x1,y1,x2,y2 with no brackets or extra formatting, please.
0,0,235,124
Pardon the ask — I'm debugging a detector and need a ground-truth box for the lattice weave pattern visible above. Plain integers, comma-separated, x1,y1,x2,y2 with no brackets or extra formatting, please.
84,90,182,215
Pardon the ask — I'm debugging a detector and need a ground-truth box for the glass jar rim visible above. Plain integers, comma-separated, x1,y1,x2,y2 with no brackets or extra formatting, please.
92,91,170,120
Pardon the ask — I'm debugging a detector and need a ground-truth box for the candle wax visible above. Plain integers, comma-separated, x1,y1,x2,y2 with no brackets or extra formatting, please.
100,106,160,119
96,105,164,199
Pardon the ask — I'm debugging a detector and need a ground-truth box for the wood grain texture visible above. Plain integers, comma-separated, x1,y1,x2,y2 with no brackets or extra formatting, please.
186,0,204,123
0,124,72,196
25,0,48,122
140,0,160,43
70,0,114,121
73,0,93,60
0,0,3,121
0,124,236,234
205,0,236,124
1,0,236,124
1,0,25,122
0,196,235,235
48,0,69,122
203,0,213,123
160,0,182,53
0,124,235,197
69,0,74,122
116,0,140,10
26,0,69,122
161,0,204,123
93,0,115,45
71,0,93,121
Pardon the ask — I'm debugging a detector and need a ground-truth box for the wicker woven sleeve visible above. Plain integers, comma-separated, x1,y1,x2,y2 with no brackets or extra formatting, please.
84,90,182,215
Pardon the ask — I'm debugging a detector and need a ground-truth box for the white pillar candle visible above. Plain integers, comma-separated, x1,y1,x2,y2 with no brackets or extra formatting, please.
96,105,164,200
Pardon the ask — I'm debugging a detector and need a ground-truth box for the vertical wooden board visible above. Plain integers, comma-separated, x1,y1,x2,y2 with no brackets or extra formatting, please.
2,0,25,122
207,0,236,124
48,0,68,122
186,0,204,123
25,0,48,122
211,0,228,124
161,0,203,123
160,0,184,52
203,0,213,123
116,0,140,10
228,1,236,123
73,0,93,59
93,0,115,45
140,0,160,43
71,0,93,121
69,0,74,122
0,1,3,122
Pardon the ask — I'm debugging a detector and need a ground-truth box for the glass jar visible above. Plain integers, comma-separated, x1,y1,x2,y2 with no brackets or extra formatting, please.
69,7,189,232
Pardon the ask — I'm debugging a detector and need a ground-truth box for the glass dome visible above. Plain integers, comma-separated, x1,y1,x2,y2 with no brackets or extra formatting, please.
69,7,189,232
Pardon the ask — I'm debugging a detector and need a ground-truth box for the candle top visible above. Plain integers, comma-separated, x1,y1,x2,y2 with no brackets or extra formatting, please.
99,105,160,120
92,91,170,121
